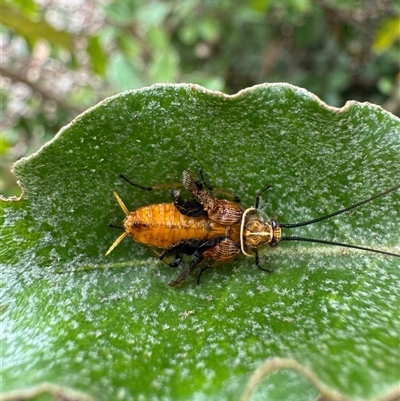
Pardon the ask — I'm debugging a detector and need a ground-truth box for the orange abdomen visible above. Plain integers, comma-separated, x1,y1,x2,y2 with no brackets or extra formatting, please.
123,203,241,248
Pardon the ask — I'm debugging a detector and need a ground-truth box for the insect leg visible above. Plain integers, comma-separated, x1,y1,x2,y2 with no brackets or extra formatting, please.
171,189,207,217
169,236,241,286
254,184,272,209
169,236,227,286
182,170,244,225
169,254,182,268
197,169,213,190
254,249,273,273
119,174,152,191
168,254,204,287
159,238,205,267
195,169,241,202
197,265,212,285
119,174,182,191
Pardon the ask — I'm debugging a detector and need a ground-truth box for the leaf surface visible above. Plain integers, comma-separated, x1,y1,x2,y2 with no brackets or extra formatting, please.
1,83,399,401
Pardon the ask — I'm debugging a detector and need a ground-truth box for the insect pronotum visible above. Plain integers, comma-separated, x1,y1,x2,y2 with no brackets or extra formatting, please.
106,170,400,286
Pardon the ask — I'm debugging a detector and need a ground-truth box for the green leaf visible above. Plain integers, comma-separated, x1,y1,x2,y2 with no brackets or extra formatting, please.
0,4,74,50
87,35,107,76
107,53,146,91
2,84,399,401
373,17,400,53
4,0,38,17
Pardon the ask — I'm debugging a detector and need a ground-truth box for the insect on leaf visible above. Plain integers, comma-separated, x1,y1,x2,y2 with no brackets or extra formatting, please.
1,83,399,401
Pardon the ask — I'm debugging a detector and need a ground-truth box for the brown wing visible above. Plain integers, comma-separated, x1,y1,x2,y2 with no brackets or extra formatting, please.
202,237,241,262
182,170,244,225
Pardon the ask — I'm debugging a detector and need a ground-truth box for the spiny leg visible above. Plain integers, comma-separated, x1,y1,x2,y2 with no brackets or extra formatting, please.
182,170,244,225
119,170,241,203
118,172,208,217
119,174,152,191
169,255,204,287
119,170,209,192
169,236,229,286
197,264,212,285
159,238,205,268
171,189,207,217
170,236,242,286
197,169,213,190
254,184,272,209
198,169,241,202
119,174,182,191
169,254,182,268
254,249,273,273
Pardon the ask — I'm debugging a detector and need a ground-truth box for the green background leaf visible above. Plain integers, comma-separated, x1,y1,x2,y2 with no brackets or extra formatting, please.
1,83,399,401
0,4,74,49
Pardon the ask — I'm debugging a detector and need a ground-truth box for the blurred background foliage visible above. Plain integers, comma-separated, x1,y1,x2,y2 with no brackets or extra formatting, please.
1,0,399,196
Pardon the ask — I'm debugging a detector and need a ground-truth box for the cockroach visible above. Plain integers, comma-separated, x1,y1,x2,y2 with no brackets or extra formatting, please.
106,170,400,286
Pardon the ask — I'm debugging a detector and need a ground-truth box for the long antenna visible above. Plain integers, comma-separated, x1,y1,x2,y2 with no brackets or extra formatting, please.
280,236,400,257
280,184,400,228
